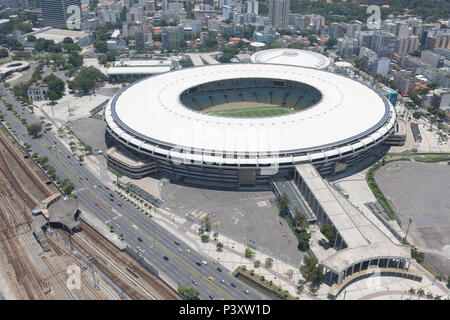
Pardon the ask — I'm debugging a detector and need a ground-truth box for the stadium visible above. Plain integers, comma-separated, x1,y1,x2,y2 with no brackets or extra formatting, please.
105,63,397,187
250,48,331,70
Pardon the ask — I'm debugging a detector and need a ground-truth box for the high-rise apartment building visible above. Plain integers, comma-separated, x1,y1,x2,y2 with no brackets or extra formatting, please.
41,0,81,28
268,0,289,30
371,31,396,59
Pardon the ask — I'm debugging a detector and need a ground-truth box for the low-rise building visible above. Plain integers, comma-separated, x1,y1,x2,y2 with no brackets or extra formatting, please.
107,60,173,81
394,71,416,95
431,88,450,112
27,81,48,101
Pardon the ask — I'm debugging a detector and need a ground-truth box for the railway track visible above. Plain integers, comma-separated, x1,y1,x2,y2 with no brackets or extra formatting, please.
79,222,180,299
0,122,179,300
55,225,156,300
0,179,45,299
0,131,51,200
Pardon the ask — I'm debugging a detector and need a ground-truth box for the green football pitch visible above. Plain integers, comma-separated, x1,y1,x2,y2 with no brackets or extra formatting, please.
208,106,296,118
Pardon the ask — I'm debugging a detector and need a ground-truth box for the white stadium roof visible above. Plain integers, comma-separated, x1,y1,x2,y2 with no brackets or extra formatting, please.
250,48,331,70
106,63,392,155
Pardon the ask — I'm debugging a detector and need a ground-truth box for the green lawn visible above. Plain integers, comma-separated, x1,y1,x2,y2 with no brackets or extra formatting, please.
209,106,296,118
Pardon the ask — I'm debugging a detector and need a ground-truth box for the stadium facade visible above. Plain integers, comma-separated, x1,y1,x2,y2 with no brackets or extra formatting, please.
105,63,397,187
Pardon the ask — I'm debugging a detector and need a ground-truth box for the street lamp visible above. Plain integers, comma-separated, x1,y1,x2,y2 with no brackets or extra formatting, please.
404,218,412,243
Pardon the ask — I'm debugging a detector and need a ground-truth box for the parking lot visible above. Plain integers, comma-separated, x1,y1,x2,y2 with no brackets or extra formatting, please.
160,182,305,265
375,161,450,276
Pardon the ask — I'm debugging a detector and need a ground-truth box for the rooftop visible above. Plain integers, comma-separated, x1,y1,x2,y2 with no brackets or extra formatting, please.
251,48,331,70
107,63,391,154
295,164,410,273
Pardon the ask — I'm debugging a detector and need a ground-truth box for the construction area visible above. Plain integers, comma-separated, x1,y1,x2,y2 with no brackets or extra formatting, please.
0,124,179,300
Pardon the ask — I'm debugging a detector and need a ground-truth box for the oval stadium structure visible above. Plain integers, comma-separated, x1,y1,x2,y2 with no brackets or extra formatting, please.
250,48,331,70
105,63,396,187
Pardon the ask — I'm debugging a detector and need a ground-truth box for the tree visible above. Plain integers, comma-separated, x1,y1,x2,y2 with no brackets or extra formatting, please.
63,37,74,44
178,286,199,300
254,260,260,268
68,66,106,95
0,48,8,58
202,216,211,231
68,52,83,69
43,74,66,98
300,255,324,287
85,145,93,154
294,208,308,230
26,123,42,137
308,35,318,45
417,288,425,300
201,234,209,242
93,40,108,53
297,284,305,294
413,111,423,119
216,242,223,251
320,224,335,245
245,248,255,258
265,257,273,268
45,90,59,103
325,37,337,49
408,288,416,299
297,230,311,250
278,192,290,213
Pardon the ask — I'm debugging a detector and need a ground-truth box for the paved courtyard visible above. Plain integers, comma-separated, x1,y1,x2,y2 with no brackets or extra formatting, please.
375,161,450,276
160,182,305,265
71,118,108,153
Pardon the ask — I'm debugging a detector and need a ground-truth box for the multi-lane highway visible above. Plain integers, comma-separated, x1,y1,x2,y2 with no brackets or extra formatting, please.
0,85,267,301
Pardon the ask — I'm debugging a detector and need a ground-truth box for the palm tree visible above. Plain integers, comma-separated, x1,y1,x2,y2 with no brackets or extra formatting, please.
408,288,415,299
417,288,425,300
426,292,433,300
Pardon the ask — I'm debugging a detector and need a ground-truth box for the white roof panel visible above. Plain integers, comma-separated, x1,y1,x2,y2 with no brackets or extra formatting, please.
108,64,390,154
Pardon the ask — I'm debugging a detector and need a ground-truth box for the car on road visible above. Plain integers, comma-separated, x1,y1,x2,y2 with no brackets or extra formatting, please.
118,203,122,207
208,276,215,282
196,262,201,267
110,198,114,202
137,237,143,242
217,267,222,272
186,249,191,254
94,203,99,207
177,248,182,253
174,241,180,246
243,289,249,294
201,260,207,265
109,193,114,197
220,280,225,284
115,224,120,229
163,256,169,261
231,282,237,288
84,177,88,180
192,280,198,285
